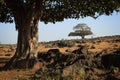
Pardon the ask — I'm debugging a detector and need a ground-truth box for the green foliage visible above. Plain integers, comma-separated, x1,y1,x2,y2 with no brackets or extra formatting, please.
58,39,67,47
68,23,93,39
0,0,13,23
0,0,120,24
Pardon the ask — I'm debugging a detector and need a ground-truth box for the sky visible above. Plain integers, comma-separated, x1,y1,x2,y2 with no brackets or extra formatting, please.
0,12,120,44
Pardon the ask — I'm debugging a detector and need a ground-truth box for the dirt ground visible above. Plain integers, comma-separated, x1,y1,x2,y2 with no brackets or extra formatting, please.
0,35,120,80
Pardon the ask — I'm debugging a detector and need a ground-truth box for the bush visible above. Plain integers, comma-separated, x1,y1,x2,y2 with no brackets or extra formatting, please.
58,39,67,47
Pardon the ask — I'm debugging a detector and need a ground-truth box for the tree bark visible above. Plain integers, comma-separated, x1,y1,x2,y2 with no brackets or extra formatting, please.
3,8,40,70
81,36,85,39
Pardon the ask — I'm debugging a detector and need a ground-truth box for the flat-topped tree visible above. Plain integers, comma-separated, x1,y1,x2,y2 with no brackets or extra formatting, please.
0,0,120,70
69,23,93,39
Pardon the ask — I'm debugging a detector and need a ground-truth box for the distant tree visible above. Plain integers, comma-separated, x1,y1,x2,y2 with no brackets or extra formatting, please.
0,0,120,70
68,23,93,39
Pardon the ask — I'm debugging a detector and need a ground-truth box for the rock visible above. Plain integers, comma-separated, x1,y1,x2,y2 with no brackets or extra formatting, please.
114,49,120,54
72,46,88,55
101,54,120,69
36,47,88,78
47,49,60,54
105,75,119,80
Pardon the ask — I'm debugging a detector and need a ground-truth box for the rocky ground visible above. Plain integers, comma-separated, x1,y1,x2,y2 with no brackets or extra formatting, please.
0,35,120,80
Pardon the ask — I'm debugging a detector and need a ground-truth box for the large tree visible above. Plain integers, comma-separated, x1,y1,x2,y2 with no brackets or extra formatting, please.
68,23,93,39
0,0,120,70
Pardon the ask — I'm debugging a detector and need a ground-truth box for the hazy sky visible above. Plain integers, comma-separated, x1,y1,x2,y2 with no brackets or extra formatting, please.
0,12,120,44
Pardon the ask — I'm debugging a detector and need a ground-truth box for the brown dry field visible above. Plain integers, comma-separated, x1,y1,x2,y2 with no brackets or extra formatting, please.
0,35,120,80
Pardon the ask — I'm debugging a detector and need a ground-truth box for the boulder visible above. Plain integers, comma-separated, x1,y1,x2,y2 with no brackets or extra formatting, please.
101,54,120,69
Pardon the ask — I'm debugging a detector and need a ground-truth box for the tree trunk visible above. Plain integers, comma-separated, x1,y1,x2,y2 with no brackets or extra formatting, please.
3,11,40,70
81,36,85,39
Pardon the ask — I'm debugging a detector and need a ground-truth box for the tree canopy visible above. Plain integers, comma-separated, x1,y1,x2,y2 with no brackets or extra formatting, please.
0,0,120,24
68,23,93,39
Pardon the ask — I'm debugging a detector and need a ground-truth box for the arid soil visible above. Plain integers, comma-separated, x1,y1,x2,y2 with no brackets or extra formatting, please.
0,35,120,80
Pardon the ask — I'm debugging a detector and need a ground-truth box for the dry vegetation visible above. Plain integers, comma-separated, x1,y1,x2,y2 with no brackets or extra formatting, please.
0,35,120,80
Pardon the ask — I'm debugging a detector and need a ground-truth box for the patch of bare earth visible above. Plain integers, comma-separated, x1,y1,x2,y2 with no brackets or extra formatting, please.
0,69,35,80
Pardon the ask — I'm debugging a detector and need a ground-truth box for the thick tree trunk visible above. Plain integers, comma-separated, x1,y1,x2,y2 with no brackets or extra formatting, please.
3,12,40,70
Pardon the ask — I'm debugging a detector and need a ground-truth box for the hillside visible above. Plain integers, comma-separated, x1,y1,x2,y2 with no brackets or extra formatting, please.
0,35,120,80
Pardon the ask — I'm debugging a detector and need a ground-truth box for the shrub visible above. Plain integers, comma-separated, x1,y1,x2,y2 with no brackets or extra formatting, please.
58,39,67,47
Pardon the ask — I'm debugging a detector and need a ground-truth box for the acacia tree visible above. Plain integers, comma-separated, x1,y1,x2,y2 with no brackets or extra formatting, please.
68,23,93,39
0,0,120,70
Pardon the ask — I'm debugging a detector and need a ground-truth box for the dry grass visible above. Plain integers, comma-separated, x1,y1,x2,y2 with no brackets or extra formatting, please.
0,35,120,80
